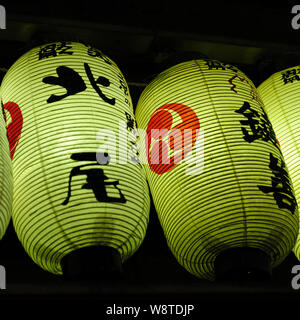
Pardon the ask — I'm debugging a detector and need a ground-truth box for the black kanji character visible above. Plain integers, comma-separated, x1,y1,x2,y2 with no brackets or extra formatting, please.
43,63,116,105
42,66,86,103
84,63,116,105
38,44,57,60
129,141,140,165
62,152,126,205
281,68,300,84
118,73,130,105
38,42,73,60
56,41,73,56
225,64,240,73
205,59,239,73
118,73,129,96
258,153,297,214
125,112,136,132
205,60,226,70
235,101,279,149
86,45,112,65
124,112,140,164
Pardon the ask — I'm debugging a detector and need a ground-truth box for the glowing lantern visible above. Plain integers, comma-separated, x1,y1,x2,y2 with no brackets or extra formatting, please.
257,66,300,260
0,102,13,240
0,41,150,275
135,59,299,280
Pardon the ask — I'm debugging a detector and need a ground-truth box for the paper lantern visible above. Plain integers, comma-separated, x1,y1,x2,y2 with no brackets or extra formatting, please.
135,59,299,280
0,102,13,240
0,41,150,275
257,66,300,260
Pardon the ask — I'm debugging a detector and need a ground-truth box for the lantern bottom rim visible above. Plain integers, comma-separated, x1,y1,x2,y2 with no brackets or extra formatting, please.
214,247,271,282
61,245,123,281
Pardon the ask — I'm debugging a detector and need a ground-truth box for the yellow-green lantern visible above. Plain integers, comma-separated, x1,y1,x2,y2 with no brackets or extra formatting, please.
135,59,299,280
0,102,13,240
0,41,150,275
257,66,300,260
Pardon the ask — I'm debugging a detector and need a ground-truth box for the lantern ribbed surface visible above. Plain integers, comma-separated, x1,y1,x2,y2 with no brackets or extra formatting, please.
0,42,150,274
0,104,12,239
257,66,300,260
135,59,299,280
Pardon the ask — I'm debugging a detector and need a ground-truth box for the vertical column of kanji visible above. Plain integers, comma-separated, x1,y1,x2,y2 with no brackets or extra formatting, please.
0,101,13,240
257,66,300,260
135,59,298,281
0,42,150,275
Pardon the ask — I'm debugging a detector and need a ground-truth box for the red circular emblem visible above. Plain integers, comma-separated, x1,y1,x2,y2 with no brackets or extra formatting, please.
3,101,23,159
146,103,200,174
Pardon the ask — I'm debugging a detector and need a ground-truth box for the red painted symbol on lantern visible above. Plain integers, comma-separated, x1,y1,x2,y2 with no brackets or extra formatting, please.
228,74,264,106
146,103,200,174
3,101,23,159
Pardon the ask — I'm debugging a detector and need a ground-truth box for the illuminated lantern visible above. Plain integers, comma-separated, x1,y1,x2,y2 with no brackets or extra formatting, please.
0,42,150,275
0,103,13,240
257,66,300,260
135,59,299,280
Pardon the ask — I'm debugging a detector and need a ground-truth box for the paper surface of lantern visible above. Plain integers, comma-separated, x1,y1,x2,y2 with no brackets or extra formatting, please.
0,103,13,240
0,41,150,274
135,59,299,280
257,66,300,260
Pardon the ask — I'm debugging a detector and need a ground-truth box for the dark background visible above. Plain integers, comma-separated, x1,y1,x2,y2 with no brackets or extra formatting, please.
0,0,299,312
